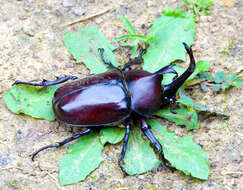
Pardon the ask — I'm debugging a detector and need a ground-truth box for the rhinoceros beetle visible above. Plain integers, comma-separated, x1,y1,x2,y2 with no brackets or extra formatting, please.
13,42,195,175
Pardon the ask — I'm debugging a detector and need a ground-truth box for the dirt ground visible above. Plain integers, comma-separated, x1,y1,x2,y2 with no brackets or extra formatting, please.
0,0,242,189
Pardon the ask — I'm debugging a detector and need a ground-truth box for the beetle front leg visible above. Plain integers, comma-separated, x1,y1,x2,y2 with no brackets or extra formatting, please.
118,122,131,176
31,128,93,161
98,48,120,71
122,48,145,71
13,75,78,87
140,118,174,170
164,96,177,114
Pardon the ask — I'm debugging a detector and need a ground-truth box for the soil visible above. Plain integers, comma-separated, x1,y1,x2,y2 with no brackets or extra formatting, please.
0,0,242,190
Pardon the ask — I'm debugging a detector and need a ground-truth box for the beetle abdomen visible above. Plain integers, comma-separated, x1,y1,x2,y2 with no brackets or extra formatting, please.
53,82,130,126
53,70,122,99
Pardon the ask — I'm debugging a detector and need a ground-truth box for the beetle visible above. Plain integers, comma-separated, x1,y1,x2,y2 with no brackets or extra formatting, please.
13,42,195,175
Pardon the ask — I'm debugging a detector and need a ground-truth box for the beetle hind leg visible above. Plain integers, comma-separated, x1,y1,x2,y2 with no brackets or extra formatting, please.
118,122,131,176
140,118,174,170
31,128,93,161
13,75,78,87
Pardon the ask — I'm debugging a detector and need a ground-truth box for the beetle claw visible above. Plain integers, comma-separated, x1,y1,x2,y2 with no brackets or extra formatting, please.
156,163,164,172
172,73,178,81
31,144,57,161
170,103,177,114
121,169,128,177
163,161,175,171
168,97,177,114
155,161,174,173
98,48,104,54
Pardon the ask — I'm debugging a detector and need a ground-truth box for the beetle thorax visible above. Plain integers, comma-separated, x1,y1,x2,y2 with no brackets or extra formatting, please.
124,70,163,117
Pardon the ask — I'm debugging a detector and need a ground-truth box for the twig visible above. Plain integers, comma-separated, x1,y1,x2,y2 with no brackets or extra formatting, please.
0,166,23,171
223,177,232,190
222,171,243,175
62,7,113,27
202,81,215,86
47,172,62,190
235,132,243,137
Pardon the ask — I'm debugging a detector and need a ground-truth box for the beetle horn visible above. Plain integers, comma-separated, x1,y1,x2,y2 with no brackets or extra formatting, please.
162,43,196,108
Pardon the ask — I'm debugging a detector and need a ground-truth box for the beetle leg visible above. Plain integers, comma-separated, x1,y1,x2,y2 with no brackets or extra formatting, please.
162,95,177,114
12,75,78,87
140,118,174,170
122,48,145,71
98,48,120,71
31,128,93,161
118,122,131,176
170,96,177,114
138,48,145,63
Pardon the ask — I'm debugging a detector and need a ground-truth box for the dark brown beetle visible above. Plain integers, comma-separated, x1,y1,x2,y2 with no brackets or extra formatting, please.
13,42,195,175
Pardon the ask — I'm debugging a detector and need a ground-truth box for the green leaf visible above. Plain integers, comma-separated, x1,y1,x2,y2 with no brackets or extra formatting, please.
63,26,118,74
115,34,154,43
194,103,208,111
178,88,208,111
185,60,210,85
3,84,60,120
232,78,243,87
214,72,226,83
177,97,207,111
100,127,125,145
177,97,194,107
123,125,160,175
120,14,136,35
181,0,214,16
200,72,212,80
148,120,210,180
155,106,199,130
221,83,230,91
165,60,210,87
59,132,103,185
212,84,220,91
143,7,195,72
200,109,230,120
230,74,237,81
130,43,139,58
162,65,185,85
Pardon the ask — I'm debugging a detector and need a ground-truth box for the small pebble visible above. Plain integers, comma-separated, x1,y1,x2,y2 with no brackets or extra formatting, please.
240,151,243,158
62,0,76,8
0,153,10,166
210,162,217,168
137,175,144,180
52,65,58,71
207,179,213,187
72,7,86,16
